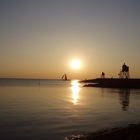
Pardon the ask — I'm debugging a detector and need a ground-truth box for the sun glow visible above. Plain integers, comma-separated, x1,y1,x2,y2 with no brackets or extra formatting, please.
70,59,81,70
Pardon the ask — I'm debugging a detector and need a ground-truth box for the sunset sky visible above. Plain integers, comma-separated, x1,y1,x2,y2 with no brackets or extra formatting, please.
1,0,140,79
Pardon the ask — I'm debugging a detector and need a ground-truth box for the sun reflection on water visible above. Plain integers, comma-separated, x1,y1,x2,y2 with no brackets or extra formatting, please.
70,80,80,105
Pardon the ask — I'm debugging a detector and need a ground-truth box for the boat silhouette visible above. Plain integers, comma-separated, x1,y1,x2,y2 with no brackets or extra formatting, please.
61,74,70,81
61,73,67,80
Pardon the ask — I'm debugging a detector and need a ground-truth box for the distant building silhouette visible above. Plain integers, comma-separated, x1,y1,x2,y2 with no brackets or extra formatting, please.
101,72,105,78
119,63,130,79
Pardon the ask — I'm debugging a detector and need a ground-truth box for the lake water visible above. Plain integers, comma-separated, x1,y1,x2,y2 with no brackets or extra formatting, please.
0,79,140,140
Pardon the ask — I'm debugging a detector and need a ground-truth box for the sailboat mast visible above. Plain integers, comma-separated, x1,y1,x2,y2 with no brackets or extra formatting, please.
64,74,67,80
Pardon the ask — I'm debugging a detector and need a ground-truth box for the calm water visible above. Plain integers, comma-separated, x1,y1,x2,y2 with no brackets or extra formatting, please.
0,79,140,140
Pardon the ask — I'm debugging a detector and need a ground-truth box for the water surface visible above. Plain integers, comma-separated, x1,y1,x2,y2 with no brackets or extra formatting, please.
0,79,140,140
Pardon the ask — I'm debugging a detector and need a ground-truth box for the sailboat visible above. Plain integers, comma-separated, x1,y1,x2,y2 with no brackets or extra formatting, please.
61,73,68,81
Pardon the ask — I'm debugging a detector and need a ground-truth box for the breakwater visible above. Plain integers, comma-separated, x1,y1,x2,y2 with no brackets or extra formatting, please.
81,78,140,88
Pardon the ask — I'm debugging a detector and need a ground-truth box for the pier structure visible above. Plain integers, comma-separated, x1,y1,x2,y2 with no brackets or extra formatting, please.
119,63,130,79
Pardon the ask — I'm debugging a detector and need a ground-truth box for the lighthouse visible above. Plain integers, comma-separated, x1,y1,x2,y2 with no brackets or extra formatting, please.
119,63,130,79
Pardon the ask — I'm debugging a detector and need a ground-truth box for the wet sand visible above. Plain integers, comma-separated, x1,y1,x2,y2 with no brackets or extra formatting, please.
64,123,140,140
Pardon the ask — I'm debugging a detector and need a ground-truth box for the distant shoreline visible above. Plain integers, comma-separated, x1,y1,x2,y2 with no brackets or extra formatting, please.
81,78,140,89
0,78,63,81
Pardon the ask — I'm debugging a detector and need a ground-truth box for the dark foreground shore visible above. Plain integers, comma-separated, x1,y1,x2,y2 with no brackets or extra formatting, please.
64,123,140,140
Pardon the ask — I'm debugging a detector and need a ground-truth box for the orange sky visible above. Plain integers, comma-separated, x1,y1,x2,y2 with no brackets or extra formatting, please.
1,0,140,79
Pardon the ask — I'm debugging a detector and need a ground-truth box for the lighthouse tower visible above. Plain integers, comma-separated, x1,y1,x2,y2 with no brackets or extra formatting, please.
119,63,130,79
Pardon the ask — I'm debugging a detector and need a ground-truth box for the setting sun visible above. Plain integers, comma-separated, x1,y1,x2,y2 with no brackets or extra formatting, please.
70,59,81,70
